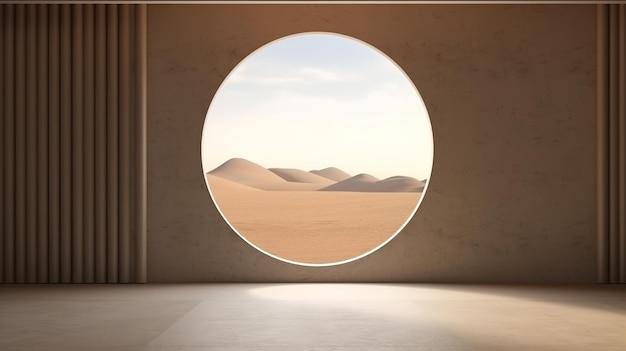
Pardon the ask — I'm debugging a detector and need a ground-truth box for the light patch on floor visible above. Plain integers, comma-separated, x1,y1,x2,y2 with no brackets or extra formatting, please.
0,284,624,350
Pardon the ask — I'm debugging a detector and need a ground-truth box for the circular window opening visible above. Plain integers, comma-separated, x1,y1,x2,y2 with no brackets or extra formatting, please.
202,32,433,266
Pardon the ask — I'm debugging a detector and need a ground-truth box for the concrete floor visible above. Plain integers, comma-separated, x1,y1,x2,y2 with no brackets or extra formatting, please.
0,284,625,351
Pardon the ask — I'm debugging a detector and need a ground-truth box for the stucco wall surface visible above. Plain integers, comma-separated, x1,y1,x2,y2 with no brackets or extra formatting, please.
148,4,596,282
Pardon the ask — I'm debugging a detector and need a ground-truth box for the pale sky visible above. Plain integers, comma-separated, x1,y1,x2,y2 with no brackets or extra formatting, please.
201,32,434,180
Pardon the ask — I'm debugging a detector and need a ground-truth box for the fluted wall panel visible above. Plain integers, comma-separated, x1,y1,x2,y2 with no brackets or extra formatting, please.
0,3,147,283
598,4,626,284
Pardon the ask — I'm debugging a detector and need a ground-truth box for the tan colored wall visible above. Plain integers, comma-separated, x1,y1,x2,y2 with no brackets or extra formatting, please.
147,4,596,282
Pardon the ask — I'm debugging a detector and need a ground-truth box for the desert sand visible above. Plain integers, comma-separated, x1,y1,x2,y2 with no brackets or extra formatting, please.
207,158,424,264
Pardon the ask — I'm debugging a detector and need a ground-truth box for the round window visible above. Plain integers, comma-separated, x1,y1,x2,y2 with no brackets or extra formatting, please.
202,32,433,266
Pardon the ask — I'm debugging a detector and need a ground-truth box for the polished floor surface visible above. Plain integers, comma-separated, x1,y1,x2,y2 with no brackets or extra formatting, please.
0,284,625,351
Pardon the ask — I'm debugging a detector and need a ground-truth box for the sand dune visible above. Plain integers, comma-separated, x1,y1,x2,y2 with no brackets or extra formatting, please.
375,176,425,192
310,167,352,182
209,158,283,183
205,173,259,192
319,173,379,192
208,158,328,191
208,158,424,192
321,174,424,192
269,168,335,185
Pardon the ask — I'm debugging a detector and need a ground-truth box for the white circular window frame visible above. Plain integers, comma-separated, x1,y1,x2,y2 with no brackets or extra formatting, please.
201,31,434,267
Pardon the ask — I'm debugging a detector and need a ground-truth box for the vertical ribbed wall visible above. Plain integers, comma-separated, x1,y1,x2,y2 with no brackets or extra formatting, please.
597,4,626,284
0,4,147,284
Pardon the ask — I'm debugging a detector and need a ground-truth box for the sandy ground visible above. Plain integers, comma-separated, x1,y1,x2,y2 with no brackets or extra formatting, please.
208,177,422,264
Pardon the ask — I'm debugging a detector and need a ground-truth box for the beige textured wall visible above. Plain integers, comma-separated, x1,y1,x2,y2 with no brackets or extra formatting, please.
147,4,596,282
